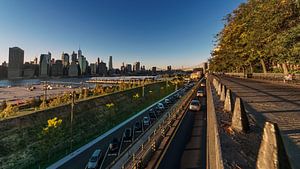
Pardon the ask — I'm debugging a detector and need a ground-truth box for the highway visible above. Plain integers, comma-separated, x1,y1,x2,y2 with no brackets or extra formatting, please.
154,82,207,169
48,83,195,169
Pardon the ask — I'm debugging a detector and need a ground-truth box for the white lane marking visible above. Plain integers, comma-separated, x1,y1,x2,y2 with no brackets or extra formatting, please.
47,91,178,169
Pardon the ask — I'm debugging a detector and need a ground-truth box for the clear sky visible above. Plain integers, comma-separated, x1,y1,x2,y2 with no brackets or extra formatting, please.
0,0,244,69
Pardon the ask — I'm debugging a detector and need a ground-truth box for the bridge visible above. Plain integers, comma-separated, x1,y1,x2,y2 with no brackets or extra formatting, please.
47,74,299,169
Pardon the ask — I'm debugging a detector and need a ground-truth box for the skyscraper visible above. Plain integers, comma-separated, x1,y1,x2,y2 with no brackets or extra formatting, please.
8,47,24,79
109,56,113,70
61,52,70,67
39,52,51,77
71,51,77,62
134,62,141,72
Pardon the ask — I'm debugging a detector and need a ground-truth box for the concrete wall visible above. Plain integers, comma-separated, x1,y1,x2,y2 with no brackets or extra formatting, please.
206,76,224,169
0,82,162,132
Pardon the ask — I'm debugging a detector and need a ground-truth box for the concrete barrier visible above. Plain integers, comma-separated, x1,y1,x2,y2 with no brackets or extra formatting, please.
206,76,224,169
256,122,291,169
224,89,233,113
220,85,226,101
231,97,250,133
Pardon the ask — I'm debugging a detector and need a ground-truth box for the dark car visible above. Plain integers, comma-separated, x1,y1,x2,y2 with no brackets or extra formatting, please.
123,128,132,142
109,138,119,153
149,112,157,123
134,121,142,133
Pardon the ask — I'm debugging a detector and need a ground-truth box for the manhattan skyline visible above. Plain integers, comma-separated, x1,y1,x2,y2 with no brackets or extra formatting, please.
0,0,244,68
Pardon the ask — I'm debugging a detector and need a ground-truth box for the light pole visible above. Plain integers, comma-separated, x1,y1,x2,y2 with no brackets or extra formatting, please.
70,90,75,151
142,85,145,97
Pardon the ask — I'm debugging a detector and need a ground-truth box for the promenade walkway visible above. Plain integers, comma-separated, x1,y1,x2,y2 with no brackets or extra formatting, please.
219,76,300,169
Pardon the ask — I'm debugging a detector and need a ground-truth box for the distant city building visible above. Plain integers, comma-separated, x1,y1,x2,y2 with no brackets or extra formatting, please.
33,57,38,64
2,61,7,67
121,62,125,73
71,51,77,62
39,52,51,77
90,63,97,75
78,55,87,75
68,61,79,77
61,52,70,75
134,62,141,72
141,65,146,71
8,47,24,79
152,67,157,73
0,65,7,79
23,62,38,78
167,65,172,71
109,56,113,70
126,64,132,72
61,52,70,67
98,61,107,76
51,60,63,76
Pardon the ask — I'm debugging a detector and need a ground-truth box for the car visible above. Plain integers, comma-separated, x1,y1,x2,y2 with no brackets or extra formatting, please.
134,121,142,133
109,138,119,153
157,103,165,110
86,149,102,169
143,116,150,126
149,112,157,123
189,100,201,111
123,128,132,142
196,90,205,97
164,98,171,105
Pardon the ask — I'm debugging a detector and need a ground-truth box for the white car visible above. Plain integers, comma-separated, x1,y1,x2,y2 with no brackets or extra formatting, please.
157,103,165,110
196,90,205,97
143,116,150,126
189,100,201,111
86,149,102,169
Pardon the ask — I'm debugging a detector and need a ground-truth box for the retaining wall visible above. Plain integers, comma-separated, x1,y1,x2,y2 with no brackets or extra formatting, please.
206,76,224,169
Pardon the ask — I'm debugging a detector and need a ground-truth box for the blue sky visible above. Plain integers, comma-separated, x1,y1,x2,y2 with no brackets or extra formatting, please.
0,0,244,69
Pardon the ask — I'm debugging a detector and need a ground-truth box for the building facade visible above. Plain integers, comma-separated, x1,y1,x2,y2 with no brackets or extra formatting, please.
8,47,24,79
39,52,51,77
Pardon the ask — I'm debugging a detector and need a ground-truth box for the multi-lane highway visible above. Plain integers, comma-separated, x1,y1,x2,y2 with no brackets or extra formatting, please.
48,82,195,169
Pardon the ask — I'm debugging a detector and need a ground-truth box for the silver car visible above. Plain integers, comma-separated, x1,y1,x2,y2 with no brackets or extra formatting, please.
86,149,102,169
189,100,201,111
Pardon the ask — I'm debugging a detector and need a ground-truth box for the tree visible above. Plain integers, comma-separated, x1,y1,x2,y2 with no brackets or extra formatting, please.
210,0,300,74
0,104,18,118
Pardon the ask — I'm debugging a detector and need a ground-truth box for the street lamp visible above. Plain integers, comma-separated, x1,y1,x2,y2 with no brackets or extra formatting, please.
70,90,76,151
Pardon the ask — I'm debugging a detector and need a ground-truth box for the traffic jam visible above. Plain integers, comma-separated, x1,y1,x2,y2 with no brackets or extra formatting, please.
85,82,196,169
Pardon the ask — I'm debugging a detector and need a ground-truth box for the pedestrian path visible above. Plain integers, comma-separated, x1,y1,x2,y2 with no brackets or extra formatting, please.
220,76,300,169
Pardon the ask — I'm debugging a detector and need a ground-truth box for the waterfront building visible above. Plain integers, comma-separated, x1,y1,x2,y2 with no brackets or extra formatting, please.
126,64,132,72
39,52,51,77
23,62,38,78
61,52,70,75
134,62,141,72
167,65,172,71
109,56,113,70
71,51,77,62
78,55,87,75
0,65,7,79
51,60,63,76
8,47,24,79
152,67,157,73
2,61,7,67
90,63,97,75
68,61,79,77
98,61,107,76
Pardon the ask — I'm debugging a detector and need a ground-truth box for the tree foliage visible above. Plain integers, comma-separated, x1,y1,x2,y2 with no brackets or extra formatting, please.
210,0,300,74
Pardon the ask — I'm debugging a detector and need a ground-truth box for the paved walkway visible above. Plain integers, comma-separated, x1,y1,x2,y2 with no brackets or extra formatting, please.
220,76,300,169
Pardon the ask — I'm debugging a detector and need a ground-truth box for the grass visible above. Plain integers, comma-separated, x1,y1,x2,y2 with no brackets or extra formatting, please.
0,82,176,169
